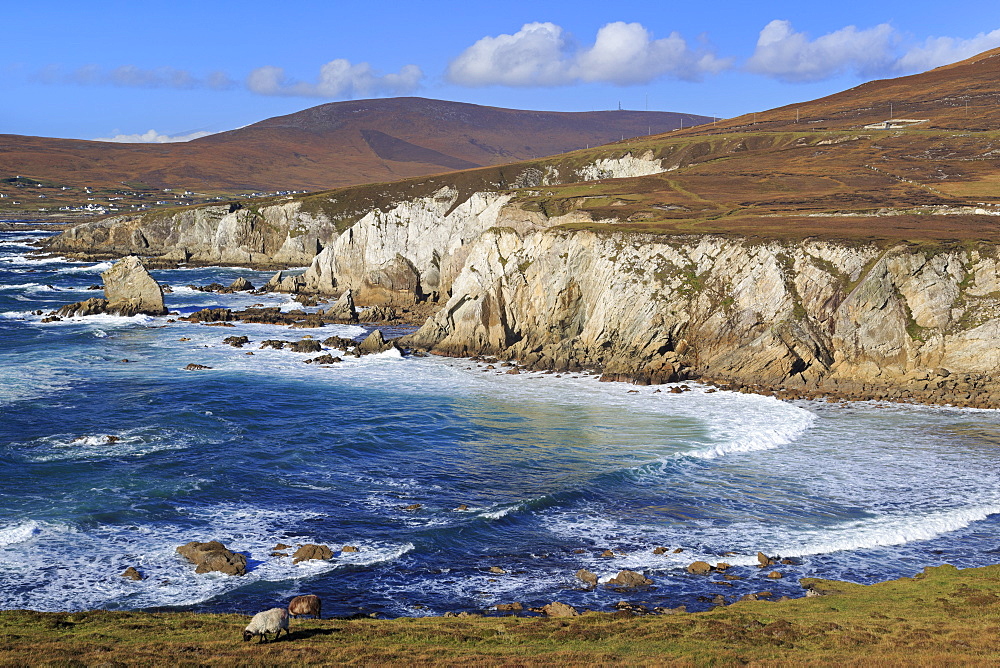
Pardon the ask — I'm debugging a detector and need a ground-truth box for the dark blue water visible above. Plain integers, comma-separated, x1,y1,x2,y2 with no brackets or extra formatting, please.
4,224,1000,617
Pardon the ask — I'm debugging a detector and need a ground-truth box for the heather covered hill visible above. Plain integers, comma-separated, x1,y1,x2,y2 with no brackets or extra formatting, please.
0,97,708,194
700,46,1000,135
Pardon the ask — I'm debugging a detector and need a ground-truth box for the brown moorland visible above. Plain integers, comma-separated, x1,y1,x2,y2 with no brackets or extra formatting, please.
0,97,708,196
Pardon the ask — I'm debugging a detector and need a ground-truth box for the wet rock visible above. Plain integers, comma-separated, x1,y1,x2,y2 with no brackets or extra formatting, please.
326,290,358,323
259,340,288,350
767,571,783,579
652,547,669,555
101,255,167,315
304,354,342,365
495,602,522,612
687,561,712,575
576,569,598,587
757,552,776,567
185,308,233,323
184,363,212,371
600,549,615,558
292,544,333,563
355,329,398,355
489,566,506,574
121,566,143,581
401,503,422,511
341,545,359,553
223,336,249,348
176,540,247,576
322,335,357,351
454,504,469,511
540,602,579,617
289,339,323,353
606,570,653,587
229,277,254,292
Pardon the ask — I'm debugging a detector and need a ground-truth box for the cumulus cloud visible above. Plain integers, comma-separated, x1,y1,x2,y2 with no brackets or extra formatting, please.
746,20,898,82
746,20,1000,82
447,21,730,87
896,29,1000,72
93,129,214,143
246,59,423,98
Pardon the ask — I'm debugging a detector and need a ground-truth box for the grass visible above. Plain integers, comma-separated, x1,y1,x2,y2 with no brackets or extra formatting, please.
3,564,1000,666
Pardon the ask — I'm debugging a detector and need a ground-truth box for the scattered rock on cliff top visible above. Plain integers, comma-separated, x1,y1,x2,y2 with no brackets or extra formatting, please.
293,544,333,563
176,540,247,576
101,255,167,315
607,570,653,587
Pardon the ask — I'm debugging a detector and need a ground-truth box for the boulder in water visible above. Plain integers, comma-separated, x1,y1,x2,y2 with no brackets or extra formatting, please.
292,544,333,563
606,570,653,587
101,255,167,315
176,540,247,576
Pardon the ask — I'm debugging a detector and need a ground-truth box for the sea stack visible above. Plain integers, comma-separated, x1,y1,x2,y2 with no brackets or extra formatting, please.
101,255,167,315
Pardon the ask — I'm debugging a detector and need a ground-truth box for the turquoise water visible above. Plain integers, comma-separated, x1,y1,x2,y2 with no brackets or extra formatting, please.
3,224,1000,618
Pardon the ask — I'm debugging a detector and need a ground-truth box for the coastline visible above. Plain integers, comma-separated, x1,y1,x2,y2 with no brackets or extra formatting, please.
4,563,1000,665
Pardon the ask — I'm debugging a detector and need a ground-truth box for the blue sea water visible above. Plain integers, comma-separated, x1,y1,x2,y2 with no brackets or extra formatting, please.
4,223,1000,618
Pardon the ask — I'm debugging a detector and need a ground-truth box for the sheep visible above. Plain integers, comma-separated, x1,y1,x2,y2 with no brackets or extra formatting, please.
242,607,289,643
288,594,322,619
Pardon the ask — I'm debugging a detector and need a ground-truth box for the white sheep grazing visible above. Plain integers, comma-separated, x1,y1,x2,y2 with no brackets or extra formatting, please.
288,594,322,619
242,607,289,643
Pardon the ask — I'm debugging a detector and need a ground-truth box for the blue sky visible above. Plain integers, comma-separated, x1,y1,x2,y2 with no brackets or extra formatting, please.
2,0,998,142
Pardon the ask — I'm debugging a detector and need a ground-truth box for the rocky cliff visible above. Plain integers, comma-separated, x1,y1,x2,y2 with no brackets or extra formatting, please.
404,226,1000,407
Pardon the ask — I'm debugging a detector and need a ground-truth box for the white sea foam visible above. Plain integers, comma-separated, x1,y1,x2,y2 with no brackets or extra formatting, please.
18,429,197,462
0,503,414,612
56,261,113,274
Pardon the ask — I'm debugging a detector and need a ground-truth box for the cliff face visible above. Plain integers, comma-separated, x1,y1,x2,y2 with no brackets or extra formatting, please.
51,201,338,267
405,226,1000,405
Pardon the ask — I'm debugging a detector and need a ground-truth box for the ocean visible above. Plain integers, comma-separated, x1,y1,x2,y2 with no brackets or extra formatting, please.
3,222,1000,618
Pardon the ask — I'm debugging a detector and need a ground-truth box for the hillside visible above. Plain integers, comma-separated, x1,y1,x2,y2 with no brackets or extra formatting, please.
46,48,1000,405
0,97,708,216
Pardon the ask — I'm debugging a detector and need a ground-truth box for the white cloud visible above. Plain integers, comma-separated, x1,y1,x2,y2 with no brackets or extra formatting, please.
447,21,729,87
93,129,214,143
896,29,1000,72
746,20,897,82
246,59,423,98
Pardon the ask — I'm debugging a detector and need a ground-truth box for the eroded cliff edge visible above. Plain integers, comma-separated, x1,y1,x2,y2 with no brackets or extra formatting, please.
405,226,1000,406
44,142,1000,406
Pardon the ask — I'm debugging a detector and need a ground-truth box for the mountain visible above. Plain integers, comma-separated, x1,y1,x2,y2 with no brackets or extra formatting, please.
0,97,709,196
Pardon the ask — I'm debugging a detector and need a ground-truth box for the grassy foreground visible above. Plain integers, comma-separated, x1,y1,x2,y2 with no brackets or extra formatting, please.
2,564,1000,666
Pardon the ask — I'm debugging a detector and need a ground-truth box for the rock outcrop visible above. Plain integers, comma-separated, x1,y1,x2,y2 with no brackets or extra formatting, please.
176,540,247,576
57,255,166,317
404,228,1000,406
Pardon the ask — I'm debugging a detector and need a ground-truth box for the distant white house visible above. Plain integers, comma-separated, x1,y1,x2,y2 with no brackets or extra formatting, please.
863,118,928,130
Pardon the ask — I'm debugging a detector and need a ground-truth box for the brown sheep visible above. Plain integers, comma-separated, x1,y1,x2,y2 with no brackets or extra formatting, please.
288,594,322,619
